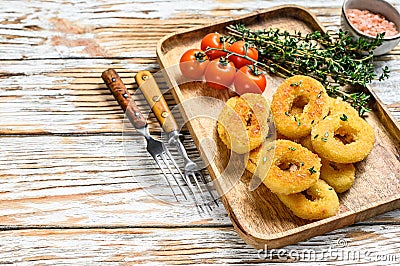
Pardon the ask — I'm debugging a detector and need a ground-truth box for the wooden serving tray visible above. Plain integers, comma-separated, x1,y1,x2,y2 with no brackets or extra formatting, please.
156,5,400,249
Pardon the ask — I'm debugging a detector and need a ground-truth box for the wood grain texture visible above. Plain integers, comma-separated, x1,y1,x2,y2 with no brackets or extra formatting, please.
0,133,398,227
0,0,399,263
0,226,399,265
0,134,229,226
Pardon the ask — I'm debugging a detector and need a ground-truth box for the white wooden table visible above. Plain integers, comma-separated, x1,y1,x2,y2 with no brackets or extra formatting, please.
0,0,399,264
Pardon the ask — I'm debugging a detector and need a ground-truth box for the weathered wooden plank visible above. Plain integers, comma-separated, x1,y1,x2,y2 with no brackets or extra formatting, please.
0,225,399,265
0,134,230,226
0,58,181,134
0,134,398,227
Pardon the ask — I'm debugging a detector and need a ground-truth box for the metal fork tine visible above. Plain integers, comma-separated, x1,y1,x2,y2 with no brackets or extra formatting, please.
183,176,205,213
163,150,205,210
152,155,179,202
163,148,188,185
191,173,213,211
183,175,205,213
159,153,188,200
198,171,219,207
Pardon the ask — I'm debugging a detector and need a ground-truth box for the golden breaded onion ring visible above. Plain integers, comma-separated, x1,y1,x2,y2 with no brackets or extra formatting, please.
277,179,339,220
246,145,262,175
320,158,355,193
299,136,355,193
271,75,329,139
251,139,321,195
217,93,270,154
311,114,375,163
327,97,359,118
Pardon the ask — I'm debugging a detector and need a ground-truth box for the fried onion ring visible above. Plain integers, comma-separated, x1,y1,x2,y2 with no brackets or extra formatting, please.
277,179,339,220
320,158,355,193
327,97,359,118
311,114,375,163
246,145,262,175
252,139,321,195
271,75,329,139
218,93,270,154
300,136,355,193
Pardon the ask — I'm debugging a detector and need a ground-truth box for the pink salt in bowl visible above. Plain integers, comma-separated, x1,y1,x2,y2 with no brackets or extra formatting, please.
341,0,400,55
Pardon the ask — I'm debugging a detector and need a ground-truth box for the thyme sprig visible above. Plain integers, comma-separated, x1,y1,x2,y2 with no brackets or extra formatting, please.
224,24,390,115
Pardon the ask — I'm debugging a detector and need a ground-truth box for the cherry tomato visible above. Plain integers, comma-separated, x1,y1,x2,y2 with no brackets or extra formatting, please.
179,49,209,80
201,33,229,60
233,66,266,95
228,41,258,69
205,58,236,90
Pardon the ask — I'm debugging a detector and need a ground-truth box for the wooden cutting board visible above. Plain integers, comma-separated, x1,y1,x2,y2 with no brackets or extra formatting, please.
156,5,400,249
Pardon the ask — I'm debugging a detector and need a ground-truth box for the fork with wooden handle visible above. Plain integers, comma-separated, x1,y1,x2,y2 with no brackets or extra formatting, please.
102,68,191,204
135,70,219,209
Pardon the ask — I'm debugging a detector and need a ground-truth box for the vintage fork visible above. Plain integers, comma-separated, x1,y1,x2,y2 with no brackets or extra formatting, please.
102,69,199,206
135,70,219,208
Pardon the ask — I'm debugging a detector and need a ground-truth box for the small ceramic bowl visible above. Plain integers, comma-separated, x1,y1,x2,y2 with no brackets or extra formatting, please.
341,0,400,55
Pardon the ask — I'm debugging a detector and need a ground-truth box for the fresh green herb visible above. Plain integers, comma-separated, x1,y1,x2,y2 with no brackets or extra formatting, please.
340,113,348,121
300,162,305,166
308,166,317,175
324,132,329,138
225,24,390,114
327,86,372,116
285,111,290,116
288,147,296,151
294,116,301,126
317,91,322,98
321,137,328,142
290,81,302,87
313,134,319,139
329,187,333,190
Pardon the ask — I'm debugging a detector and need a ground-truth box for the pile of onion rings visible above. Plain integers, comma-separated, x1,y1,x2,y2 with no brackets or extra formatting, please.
217,75,375,221
264,76,375,220
252,75,374,220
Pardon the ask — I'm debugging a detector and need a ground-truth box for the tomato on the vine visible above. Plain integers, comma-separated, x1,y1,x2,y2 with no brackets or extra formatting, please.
179,49,209,80
201,33,229,60
205,58,236,90
233,65,266,95
228,41,258,69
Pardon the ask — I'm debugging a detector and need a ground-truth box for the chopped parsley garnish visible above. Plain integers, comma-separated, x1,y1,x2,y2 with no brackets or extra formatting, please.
340,113,348,121
308,166,317,175
294,116,301,126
